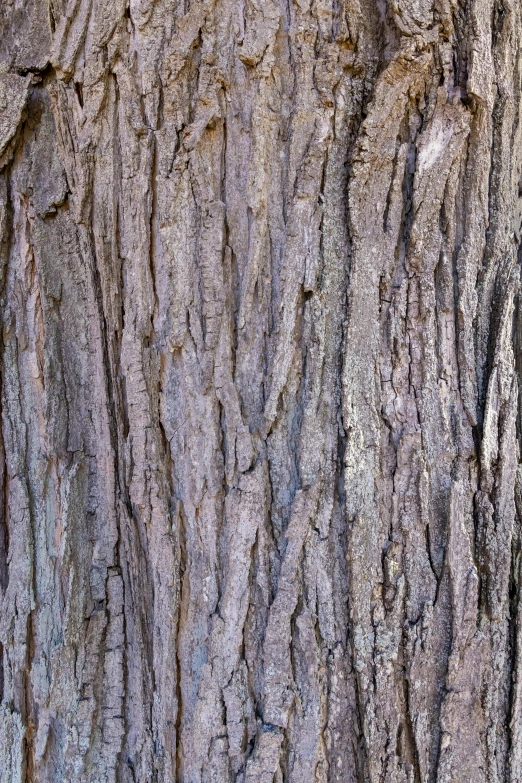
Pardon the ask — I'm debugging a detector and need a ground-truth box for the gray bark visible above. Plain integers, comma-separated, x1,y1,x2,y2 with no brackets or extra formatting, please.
0,0,521,781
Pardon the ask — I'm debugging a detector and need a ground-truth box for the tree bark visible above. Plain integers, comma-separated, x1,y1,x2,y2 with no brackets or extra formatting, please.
0,0,521,781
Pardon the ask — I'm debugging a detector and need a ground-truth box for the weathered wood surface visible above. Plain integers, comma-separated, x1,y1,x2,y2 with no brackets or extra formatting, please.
1,0,522,781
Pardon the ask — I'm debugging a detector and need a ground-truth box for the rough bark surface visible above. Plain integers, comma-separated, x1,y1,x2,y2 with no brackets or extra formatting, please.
0,0,522,781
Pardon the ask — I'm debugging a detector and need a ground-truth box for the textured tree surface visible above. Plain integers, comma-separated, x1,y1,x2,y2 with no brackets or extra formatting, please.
1,0,522,781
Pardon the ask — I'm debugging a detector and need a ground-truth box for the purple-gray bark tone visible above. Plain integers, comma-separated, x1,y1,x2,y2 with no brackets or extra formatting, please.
0,1,521,781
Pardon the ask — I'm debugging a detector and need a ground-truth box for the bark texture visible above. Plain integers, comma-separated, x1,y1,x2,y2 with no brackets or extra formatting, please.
0,0,522,781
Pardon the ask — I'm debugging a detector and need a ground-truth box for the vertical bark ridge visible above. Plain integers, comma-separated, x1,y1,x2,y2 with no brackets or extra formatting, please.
0,1,522,781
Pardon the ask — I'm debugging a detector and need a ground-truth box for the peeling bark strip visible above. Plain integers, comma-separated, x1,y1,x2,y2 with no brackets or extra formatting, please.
1,0,522,781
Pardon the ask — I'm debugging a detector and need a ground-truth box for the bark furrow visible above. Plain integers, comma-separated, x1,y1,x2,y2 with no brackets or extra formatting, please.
0,1,522,781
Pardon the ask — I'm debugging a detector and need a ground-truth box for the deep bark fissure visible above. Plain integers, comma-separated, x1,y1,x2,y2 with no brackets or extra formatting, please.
1,1,522,781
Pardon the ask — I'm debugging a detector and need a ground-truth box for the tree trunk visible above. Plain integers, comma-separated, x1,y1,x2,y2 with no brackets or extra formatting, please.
0,0,521,781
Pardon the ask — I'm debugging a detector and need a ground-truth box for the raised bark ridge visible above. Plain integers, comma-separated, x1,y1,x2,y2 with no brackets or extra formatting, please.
0,1,521,781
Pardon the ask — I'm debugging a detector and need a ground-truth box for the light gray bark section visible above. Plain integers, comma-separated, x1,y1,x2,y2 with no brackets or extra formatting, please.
0,0,521,781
